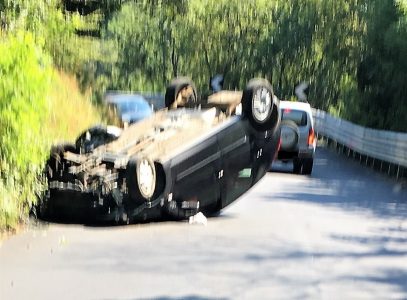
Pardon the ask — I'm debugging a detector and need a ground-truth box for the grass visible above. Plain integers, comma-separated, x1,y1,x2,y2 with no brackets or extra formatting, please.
0,70,103,232
46,71,102,143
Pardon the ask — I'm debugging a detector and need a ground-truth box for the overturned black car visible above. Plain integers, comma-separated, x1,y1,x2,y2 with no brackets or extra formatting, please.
39,78,281,223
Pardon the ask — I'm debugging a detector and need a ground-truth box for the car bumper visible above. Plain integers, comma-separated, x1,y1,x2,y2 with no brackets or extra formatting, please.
277,147,315,160
298,148,315,159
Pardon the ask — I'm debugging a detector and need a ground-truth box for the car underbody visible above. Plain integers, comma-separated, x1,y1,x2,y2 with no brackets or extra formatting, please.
39,79,281,224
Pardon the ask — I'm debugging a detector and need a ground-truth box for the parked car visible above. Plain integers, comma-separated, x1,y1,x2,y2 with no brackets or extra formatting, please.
277,101,316,174
39,78,281,224
106,94,153,126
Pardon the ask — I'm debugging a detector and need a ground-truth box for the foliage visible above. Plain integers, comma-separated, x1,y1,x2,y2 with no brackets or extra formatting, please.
46,71,102,142
354,0,407,131
0,33,102,230
0,2,103,229
0,33,51,229
101,0,406,132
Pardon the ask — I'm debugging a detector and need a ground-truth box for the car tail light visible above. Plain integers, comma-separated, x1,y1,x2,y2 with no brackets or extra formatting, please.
308,128,315,145
283,108,291,114
273,138,282,160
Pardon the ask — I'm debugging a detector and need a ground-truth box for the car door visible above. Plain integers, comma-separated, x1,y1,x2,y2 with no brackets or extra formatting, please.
217,117,252,208
170,135,221,210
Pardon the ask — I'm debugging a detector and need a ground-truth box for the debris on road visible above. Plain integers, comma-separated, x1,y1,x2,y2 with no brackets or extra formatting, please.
189,212,207,226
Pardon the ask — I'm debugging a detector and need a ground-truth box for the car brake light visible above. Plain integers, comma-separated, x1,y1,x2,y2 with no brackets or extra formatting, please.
274,138,282,160
308,128,315,145
283,108,291,114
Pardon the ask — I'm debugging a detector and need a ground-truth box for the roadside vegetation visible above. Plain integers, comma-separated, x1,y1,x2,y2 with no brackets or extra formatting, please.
99,0,406,131
0,0,406,230
0,0,102,230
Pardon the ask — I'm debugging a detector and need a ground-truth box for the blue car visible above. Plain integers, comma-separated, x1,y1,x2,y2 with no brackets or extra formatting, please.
106,94,153,125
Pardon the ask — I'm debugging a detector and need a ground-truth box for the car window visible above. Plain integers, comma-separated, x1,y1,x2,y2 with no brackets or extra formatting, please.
281,109,308,126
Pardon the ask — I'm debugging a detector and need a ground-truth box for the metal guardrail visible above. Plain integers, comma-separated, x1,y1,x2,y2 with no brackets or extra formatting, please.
312,109,407,178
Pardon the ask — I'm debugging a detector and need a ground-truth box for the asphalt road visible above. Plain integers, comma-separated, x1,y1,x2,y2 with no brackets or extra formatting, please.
1,148,406,300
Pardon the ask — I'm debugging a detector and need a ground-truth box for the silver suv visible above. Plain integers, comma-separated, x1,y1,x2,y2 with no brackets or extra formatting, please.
277,101,316,174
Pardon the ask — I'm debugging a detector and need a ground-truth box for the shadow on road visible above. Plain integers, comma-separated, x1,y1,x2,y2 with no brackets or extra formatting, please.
265,147,407,296
268,147,407,218
32,207,234,228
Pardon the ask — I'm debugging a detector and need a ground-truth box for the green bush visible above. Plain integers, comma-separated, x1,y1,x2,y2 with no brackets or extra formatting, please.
0,32,51,229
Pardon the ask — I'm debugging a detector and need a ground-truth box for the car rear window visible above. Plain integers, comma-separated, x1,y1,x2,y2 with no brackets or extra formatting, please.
281,109,308,126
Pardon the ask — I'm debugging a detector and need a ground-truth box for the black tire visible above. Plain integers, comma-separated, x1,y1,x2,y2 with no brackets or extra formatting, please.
302,158,314,175
280,120,299,151
165,77,198,109
126,158,157,203
293,158,302,174
75,125,120,154
241,78,279,131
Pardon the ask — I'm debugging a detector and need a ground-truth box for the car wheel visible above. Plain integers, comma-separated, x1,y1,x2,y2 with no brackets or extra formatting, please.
165,77,198,109
280,120,299,151
75,125,121,154
241,78,280,131
126,158,157,202
302,158,314,175
293,158,302,174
